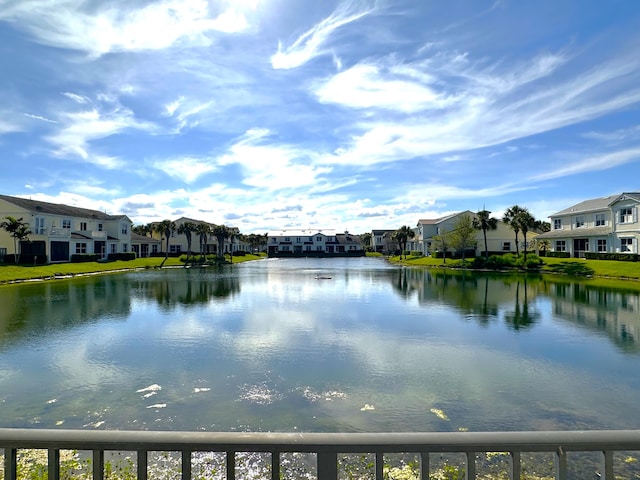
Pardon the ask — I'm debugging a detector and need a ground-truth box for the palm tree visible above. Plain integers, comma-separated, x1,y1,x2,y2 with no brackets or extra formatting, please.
503,205,525,256
132,223,153,237
392,226,415,259
212,224,230,261
153,219,176,267
472,210,498,259
0,216,32,264
516,209,536,260
360,232,372,250
195,223,211,262
177,221,197,258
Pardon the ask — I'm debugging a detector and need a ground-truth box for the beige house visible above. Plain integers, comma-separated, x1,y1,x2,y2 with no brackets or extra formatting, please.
537,192,640,257
0,194,132,263
414,211,537,257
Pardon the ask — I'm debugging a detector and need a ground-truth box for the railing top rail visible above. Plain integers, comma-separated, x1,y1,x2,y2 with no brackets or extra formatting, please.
2,429,640,453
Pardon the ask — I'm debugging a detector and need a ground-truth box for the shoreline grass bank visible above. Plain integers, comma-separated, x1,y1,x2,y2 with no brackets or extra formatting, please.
0,254,264,286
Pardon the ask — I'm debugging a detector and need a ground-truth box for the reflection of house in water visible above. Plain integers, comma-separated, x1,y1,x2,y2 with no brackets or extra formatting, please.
0,277,132,343
135,275,241,307
549,282,640,353
394,268,543,327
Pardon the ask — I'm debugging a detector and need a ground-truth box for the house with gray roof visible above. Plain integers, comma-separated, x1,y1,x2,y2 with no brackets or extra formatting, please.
0,194,132,263
537,192,640,257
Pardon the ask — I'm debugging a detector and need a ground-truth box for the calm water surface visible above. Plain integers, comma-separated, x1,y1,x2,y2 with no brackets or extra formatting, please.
1,257,640,433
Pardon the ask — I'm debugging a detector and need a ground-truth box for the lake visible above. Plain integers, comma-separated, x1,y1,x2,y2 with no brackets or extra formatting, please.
1,257,640,434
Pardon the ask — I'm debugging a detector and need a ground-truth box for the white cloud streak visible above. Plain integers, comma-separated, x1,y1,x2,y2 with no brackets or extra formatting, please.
271,0,375,69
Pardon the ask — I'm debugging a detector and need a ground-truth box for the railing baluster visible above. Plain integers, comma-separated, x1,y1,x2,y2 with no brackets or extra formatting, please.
271,451,280,480
510,451,520,480
226,450,235,480
4,447,17,480
137,450,148,480
182,450,191,480
48,448,60,480
601,450,614,479
420,451,430,479
375,452,383,480
555,447,567,480
466,451,476,479
317,451,338,480
93,449,104,480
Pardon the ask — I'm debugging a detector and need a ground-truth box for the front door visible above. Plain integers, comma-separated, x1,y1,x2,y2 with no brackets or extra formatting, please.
573,238,588,258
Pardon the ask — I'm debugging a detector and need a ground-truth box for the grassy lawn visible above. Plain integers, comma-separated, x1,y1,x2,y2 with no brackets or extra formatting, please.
0,254,265,285
388,254,640,282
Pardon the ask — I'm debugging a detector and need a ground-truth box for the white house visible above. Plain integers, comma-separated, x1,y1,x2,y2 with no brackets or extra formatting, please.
0,194,132,263
537,192,640,257
267,229,364,256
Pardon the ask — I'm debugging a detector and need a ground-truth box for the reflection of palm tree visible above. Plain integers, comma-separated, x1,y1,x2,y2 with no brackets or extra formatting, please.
505,278,540,330
474,276,498,325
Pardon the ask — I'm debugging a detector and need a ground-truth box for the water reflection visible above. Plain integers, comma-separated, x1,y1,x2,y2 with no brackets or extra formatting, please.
2,259,640,433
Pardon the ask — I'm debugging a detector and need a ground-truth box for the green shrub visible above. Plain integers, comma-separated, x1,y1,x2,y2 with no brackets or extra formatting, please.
546,251,571,258
584,252,639,262
107,252,136,261
71,254,99,263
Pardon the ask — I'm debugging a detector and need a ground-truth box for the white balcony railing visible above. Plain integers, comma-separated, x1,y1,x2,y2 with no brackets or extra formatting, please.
91,231,107,239
2,429,640,479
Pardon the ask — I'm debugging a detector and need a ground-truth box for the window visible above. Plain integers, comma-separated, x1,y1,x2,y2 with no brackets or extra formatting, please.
296,237,301,243
152,244,159,254
597,239,607,252
122,244,128,252
170,245,181,253
575,216,584,228
121,224,128,235
502,242,511,251
0,247,6,261
317,236,322,241
595,213,606,226
305,245,311,251
284,237,290,242
35,217,45,234
75,243,87,254
98,223,103,231
62,219,71,229
553,219,562,230
621,238,633,252
80,222,87,231
620,208,634,224
556,240,566,252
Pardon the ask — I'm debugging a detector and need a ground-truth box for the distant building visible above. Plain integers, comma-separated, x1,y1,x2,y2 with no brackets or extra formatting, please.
266,229,364,257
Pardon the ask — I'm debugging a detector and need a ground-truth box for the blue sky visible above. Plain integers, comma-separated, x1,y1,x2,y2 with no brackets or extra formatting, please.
1,0,639,234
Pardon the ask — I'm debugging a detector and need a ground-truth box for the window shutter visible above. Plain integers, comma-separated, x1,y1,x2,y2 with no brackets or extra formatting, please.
634,207,638,223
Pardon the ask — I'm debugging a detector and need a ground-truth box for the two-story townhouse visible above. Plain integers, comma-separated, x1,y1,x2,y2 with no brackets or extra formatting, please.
371,229,396,254
0,194,132,263
267,229,361,257
537,192,640,257
416,211,533,256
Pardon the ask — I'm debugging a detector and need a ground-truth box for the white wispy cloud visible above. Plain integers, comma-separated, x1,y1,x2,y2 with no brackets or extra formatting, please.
531,148,640,182
153,156,218,183
0,0,250,57
45,106,156,164
271,0,376,69
23,113,58,124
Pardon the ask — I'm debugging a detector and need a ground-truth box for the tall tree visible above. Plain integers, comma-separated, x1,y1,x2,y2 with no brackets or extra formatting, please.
360,232,372,249
177,221,197,258
392,226,415,259
212,224,230,260
472,210,498,259
503,205,525,256
195,223,211,261
431,231,450,264
0,216,32,264
516,209,536,260
132,223,153,237
450,214,476,262
153,219,176,267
